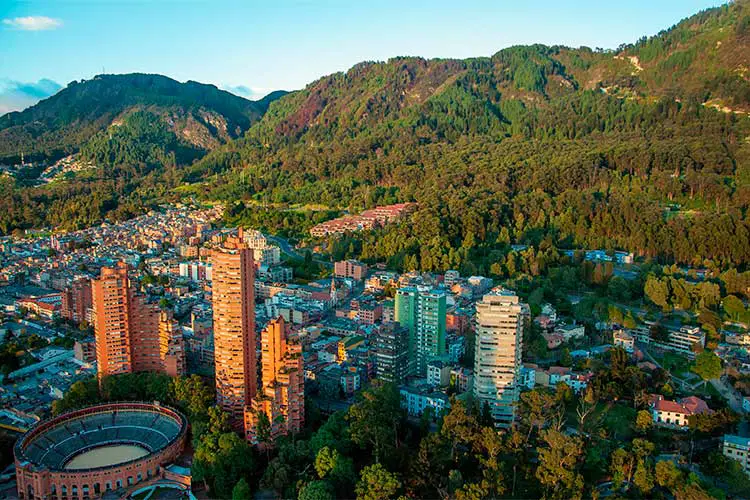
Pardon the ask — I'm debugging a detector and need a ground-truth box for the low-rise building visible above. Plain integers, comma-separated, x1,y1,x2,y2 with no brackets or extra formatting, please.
337,335,365,363
73,339,96,363
399,386,450,417
723,434,750,476
334,260,368,281
520,364,537,389
637,326,706,359
554,324,585,342
450,367,473,393
446,334,466,363
427,360,451,388
649,394,711,429
613,329,635,353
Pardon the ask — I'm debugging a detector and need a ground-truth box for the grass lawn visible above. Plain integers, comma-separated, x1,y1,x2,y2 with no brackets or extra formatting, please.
585,402,636,440
656,351,692,377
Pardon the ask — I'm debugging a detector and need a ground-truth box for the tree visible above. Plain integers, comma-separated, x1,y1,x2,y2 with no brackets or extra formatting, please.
480,401,493,427
314,446,355,496
644,277,670,311
408,432,451,499
172,375,213,420
535,429,584,500
232,478,251,500
655,460,682,491
355,464,401,500
192,406,255,497
635,410,653,433
610,448,635,490
633,459,654,494
691,350,722,384
255,410,273,451
298,480,335,500
309,411,351,456
52,378,99,414
701,451,750,496
560,348,573,367
440,398,481,463
520,389,565,442
688,407,739,434
722,295,746,321
347,383,402,465
575,386,597,432
623,311,637,329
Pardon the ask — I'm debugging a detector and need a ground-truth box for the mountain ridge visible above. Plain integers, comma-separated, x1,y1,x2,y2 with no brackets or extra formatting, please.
0,73,286,163
1,0,749,271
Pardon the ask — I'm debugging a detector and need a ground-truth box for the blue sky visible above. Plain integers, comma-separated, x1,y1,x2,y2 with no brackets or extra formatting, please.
0,0,726,113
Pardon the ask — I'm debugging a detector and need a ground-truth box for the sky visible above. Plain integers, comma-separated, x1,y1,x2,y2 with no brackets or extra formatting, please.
0,0,727,113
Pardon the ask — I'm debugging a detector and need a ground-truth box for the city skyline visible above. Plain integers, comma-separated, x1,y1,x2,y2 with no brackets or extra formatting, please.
2,0,749,496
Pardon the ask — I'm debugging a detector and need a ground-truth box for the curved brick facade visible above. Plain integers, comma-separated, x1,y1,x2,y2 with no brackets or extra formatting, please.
14,402,188,500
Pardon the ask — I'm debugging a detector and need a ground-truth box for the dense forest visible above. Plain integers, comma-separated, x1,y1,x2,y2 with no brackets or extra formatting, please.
53,368,750,500
205,0,750,271
1,1,750,274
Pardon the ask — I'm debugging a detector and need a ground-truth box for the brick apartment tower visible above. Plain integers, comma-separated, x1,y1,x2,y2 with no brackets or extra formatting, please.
245,316,304,444
92,262,186,379
93,263,133,377
61,277,93,324
159,311,187,377
211,228,257,429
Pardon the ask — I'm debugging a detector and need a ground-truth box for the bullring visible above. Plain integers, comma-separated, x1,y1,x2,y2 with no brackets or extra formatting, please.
14,402,188,500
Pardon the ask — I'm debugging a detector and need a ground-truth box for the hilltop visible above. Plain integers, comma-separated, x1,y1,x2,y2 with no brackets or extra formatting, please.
1,1,749,272
0,73,284,164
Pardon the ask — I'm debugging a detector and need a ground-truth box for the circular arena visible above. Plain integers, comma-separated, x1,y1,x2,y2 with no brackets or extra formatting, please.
14,402,188,500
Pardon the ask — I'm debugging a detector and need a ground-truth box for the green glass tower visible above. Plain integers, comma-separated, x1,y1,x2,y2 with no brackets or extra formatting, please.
394,287,447,377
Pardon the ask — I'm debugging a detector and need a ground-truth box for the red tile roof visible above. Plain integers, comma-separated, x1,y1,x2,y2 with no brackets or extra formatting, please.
649,394,711,416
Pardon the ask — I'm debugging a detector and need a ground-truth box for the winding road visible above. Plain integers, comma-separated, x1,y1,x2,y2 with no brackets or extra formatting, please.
265,234,333,269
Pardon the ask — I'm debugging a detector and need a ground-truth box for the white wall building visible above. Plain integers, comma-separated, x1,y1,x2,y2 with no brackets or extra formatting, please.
473,291,527,428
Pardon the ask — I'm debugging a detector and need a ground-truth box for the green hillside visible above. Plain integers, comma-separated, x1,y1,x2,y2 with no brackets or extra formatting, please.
0,73,282,163
1,1,750,273
190,1,750,271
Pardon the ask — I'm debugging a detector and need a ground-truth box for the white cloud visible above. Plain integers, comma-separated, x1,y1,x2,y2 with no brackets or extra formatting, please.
0,78,62,115
222,84,274,101
2,16,62,31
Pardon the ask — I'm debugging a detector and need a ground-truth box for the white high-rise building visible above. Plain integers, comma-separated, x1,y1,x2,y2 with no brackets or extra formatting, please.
242,229,281,267
473,291,528,428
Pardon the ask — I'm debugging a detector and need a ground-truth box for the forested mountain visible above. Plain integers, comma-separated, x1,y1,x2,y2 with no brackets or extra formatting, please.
193,0,750,271
0,73,283,163
2,1,750,273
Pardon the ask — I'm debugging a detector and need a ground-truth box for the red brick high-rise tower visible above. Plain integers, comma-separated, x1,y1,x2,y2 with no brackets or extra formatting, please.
245,316,304,444
92,262,185,379
93,263,133,377
61,277,92,324
211,228,257,429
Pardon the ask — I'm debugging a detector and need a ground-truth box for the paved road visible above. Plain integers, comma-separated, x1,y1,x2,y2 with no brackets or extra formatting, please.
644,345,745,412
265,234,333,269
710,377,744,413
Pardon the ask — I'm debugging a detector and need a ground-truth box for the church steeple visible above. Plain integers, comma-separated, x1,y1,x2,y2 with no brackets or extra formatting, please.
330,278,338,307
